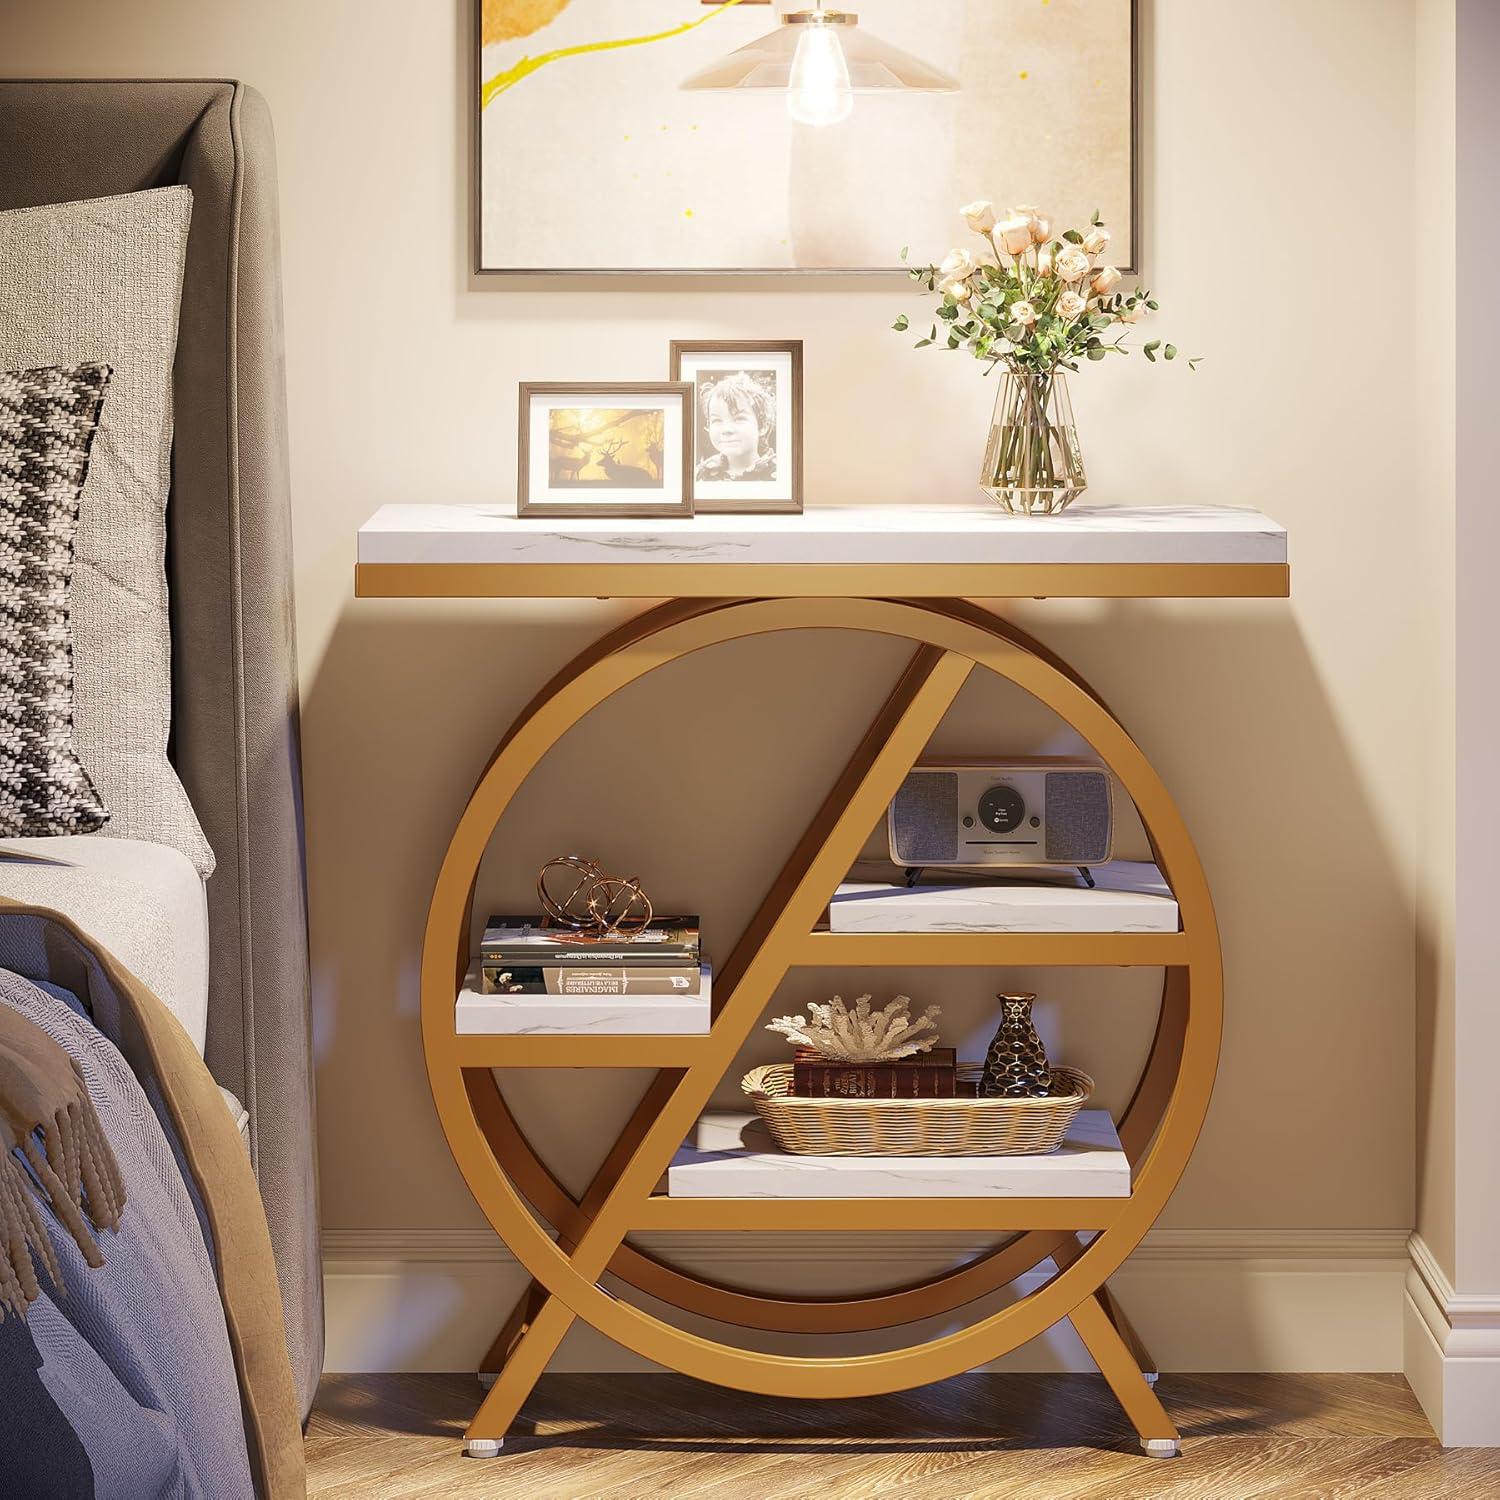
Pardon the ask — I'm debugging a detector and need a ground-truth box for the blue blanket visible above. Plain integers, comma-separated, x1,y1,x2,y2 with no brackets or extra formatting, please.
0,968,253,1500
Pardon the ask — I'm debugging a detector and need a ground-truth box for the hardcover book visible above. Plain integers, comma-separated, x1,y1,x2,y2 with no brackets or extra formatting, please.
790,1047,958,1100
481,914,700,965
480,964,704,996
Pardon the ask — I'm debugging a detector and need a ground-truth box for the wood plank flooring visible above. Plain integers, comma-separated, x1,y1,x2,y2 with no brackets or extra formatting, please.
306,1372,1499,1498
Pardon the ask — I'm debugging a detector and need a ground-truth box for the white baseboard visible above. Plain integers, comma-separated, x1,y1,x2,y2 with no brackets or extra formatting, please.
323,1226,1409,1376
1404,1232,1500,1445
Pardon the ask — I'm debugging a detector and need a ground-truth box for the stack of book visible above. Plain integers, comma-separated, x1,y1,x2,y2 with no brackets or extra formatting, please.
480,914,703,998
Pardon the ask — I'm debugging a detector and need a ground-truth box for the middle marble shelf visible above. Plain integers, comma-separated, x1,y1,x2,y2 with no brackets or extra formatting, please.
453,862,1180,1037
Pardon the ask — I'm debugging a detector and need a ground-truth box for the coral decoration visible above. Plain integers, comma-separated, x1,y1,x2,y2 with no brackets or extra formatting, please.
767,994,942,1064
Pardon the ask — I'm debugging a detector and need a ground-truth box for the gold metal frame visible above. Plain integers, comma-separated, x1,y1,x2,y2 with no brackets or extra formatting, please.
417,594,1222,1456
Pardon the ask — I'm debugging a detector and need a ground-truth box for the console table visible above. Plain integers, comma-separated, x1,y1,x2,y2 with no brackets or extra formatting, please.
355,502,1288,1460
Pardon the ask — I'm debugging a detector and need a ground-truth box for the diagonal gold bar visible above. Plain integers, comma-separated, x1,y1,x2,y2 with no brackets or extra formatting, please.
463,647,973,1438
564,646,975,1278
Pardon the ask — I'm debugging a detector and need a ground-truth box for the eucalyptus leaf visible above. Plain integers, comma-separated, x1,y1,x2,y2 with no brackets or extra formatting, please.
1165,344,1178,360
1063,229,1084,244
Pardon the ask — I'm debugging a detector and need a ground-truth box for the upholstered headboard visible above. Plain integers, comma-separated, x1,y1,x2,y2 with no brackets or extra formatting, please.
0,80,322,1414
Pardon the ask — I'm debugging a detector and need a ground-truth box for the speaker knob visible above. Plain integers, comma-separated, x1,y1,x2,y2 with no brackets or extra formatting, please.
978,785,1026,834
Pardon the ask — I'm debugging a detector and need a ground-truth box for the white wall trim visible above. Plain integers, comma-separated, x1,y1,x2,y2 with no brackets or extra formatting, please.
1404,1232,1500,1445
324,1226,1409,1376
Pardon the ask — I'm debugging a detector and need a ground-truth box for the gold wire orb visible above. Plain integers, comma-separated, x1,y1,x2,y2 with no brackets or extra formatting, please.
536,855,653,940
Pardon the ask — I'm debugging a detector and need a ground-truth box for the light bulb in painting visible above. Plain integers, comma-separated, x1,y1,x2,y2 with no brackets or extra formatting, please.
787,25,853,126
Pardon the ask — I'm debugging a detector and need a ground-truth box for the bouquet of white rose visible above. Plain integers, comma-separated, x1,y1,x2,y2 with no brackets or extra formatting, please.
896,201,1192,374
894,201,1195,514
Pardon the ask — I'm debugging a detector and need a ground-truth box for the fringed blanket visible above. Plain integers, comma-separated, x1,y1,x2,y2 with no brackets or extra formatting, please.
0,905,303,1499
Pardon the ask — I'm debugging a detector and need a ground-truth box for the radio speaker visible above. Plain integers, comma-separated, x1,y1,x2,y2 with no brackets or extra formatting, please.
888,772,959,864
886,760,1113,869
1044,770,1111,863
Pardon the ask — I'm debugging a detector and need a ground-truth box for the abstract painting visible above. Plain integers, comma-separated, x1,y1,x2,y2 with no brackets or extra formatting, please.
477,0,1135,273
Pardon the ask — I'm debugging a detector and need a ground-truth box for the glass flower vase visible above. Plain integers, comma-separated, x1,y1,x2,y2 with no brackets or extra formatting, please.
980,368,1087,515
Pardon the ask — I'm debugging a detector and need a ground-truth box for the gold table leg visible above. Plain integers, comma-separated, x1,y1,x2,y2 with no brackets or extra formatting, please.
1069,1292,1180,1457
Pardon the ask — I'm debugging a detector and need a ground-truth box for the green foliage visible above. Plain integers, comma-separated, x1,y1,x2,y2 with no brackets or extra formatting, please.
892,207,1198,377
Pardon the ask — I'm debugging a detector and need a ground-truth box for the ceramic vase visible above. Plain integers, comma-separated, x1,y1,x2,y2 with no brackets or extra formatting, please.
980,991,1054,1098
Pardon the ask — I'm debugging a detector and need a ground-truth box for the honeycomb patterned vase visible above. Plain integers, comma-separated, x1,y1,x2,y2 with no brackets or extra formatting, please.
980,991,1053,1098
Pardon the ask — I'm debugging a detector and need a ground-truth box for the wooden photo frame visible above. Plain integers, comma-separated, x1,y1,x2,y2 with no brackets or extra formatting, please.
669,341,804,514
517,382,695,518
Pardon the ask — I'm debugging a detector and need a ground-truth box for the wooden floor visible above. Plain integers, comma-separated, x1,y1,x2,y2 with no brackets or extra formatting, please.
305,1371,1500,1498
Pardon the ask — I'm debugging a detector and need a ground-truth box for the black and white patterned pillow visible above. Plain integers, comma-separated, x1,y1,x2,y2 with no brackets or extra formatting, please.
0,363,112,835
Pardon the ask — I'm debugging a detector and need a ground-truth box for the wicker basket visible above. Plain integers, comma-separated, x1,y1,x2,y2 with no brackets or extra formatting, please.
740,1063,1094,1157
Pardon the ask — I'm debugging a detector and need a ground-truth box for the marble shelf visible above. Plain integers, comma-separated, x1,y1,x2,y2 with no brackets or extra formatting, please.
455,961,712,1036
666,1109,1131,1199
828,861,1178,935
356,503,1288,599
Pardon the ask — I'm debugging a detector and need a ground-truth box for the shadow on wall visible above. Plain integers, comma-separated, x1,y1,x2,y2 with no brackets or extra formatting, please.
298,595,1409,1375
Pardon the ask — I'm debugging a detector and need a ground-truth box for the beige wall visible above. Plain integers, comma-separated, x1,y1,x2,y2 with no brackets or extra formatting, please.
8,0,1434,1291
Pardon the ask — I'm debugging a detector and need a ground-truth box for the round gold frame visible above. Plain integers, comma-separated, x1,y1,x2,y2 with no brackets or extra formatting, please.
421,596,1221,1451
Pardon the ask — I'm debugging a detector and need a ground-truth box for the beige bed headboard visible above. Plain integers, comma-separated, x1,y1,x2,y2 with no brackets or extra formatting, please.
0,78,322,1415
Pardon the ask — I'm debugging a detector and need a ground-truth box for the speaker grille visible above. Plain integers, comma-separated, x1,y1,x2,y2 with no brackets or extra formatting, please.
889,772,959,863
1044,771,1111,862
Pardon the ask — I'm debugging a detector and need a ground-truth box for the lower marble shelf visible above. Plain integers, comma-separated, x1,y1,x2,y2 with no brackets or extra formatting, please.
666,1109,1131,1199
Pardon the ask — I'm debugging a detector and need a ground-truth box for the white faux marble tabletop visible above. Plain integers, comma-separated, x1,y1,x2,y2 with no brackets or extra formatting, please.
357,503,1287,567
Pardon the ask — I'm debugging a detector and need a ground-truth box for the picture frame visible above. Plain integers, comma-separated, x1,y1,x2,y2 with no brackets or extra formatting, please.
669,341,804,515
475,1,1139,275
517,382,695,518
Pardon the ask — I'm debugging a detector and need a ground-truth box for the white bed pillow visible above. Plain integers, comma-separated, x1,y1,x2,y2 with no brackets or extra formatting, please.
0,188,215,876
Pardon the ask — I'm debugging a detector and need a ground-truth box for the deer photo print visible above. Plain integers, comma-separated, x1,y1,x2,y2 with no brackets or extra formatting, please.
518,383,694,516
671,342,803,513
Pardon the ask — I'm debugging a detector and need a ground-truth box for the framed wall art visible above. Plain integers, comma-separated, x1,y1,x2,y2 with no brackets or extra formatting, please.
670,340,803,513
517,383,694,518
476,0,1137,275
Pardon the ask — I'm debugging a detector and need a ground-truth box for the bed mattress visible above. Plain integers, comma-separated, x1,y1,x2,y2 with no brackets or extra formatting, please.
0,835,210,1055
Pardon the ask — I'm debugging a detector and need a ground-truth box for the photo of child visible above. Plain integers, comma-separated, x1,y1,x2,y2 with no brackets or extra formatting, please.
672,341,803,513
694,371,778,484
